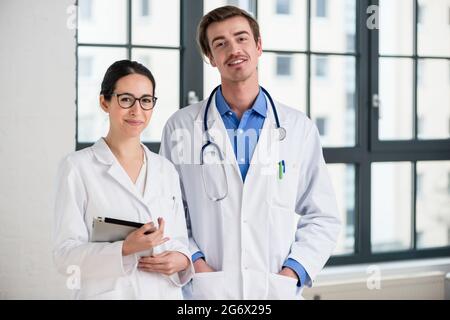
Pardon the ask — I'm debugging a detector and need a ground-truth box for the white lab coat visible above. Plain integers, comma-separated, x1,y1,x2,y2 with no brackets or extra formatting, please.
160,94,341,300
53,138,194,299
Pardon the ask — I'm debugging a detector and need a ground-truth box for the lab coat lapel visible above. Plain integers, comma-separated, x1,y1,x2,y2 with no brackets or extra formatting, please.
140,148,162,223
142,147,162,202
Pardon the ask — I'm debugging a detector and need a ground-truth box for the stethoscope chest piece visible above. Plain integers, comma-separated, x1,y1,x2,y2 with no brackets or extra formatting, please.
278,127,287,141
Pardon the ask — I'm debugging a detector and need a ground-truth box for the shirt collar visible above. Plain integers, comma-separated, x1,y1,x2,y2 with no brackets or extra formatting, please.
215,86,267,118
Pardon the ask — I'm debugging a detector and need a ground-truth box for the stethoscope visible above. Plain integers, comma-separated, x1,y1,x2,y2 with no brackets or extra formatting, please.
200,85,286,201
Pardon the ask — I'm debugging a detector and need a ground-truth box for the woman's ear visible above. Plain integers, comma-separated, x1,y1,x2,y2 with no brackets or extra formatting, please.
99,95,110,113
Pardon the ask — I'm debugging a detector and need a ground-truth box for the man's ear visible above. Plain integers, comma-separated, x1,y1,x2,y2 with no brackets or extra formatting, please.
208,54,217,67
256,37,262,57
99,95,110,113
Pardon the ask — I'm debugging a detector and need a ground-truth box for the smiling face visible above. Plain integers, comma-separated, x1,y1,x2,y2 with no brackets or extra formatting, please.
100,73,154,139
207,16,262,86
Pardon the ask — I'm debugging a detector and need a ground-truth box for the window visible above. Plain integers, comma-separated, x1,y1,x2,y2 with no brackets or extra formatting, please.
141,0,150,17
316,0,327,18
416,161,450,249
372,162,413,252
76,0,181,147
76,0,450,266
315,117,327,136
276,55,292,76
380,0,450,141
276,0,291,15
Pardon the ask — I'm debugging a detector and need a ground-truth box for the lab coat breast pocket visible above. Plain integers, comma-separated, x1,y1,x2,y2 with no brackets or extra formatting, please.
271,161,300,210
157,195,177,234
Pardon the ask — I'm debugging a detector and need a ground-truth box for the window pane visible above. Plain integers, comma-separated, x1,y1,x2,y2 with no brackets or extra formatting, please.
417,161,450,249
78,0,127,44
77,47,127,142
379,0,414,56
417,59,450,140
378,58,414,140
131,0,180,46
259,0,307,51
132,49,180,142
418,0,450,57
328,164,355,255
371,162,413,252
259,53,306,113
311,0,356,53
310,55,356,147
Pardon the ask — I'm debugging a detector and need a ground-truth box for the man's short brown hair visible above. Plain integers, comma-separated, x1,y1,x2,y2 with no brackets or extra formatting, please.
197,5,260,59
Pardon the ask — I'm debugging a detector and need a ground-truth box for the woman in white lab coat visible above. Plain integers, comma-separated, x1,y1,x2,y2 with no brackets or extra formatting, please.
53,60,194,299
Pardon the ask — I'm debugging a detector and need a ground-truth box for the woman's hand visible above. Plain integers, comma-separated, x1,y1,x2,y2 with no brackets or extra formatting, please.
138,251,190,275
122,217,169,256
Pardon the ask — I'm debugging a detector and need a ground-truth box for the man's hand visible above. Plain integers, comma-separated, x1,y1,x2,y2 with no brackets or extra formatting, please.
278,267,299,282
193,258,215,273
138,251,190,275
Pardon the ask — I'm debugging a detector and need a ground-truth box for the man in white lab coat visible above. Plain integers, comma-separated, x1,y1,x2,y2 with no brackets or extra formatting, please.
160,5,341,300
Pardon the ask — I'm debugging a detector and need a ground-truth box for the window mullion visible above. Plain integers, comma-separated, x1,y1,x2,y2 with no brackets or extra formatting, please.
180,0,204,107
413,0,418,140
306,0,311,118
127,0,132,59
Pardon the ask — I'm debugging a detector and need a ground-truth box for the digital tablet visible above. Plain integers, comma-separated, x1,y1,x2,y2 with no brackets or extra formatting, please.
91,217,145,242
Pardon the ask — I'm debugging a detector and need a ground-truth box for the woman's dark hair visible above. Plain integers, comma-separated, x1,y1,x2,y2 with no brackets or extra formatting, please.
100,60,156,100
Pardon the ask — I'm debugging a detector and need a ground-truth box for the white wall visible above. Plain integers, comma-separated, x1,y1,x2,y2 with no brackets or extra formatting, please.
0,0,75,299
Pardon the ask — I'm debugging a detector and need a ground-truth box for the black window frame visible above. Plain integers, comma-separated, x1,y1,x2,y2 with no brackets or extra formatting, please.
75,0,450,266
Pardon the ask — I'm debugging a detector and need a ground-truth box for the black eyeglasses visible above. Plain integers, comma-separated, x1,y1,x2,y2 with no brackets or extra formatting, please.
111,93,158,110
